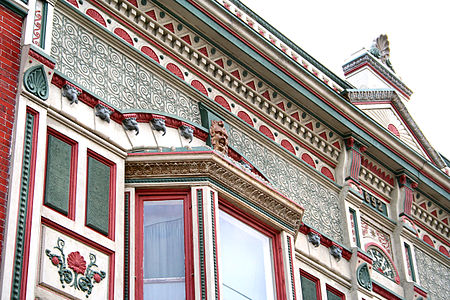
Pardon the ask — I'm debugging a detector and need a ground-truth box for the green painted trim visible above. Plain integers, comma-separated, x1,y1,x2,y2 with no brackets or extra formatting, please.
349,208,361,248
223,0,352,90
126,177,294,231
40,1,48,49
210,191,219,300
169,0,449,200
23,64,49,100
11,112,35,299
0,0,27,18
124,192,130,300
30,43,56,64
404,243,416,282
197,189,206,299
286,236,296,300
356,262,372,291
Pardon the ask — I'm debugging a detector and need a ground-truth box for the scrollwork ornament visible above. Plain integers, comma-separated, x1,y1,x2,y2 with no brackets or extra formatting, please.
23,65,49,100
45,237,106,297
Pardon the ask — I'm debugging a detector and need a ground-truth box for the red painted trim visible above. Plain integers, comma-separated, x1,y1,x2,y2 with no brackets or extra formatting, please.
372,281,402,300
365,242,400,284
80,0,337,170
344,63,410,99
413,219,450,247
43,127,78,220
219,199,286,300
325,283,345,300
135,189,194,300
299,269,321,300
17,107,39,300
29,48,55,69
357,250,373,264
41,217,115,300
85,149,116,240
413,285,428,297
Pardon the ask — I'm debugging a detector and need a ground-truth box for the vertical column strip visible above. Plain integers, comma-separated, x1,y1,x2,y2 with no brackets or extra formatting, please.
349,208,361,248
404,243,416,282
210,191,219,300
197,189,207,299
11,108,39,299
123,192,130,299
286,236,297,300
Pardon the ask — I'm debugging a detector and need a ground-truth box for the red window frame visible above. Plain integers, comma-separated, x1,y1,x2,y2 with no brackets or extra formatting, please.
326,283,345,300
218,199,286,300
299,269,322,300
135,189,194,300
85,149,116,239
43,127,78,219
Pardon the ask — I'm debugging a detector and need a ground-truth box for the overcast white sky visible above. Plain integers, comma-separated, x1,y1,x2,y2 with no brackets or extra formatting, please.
240,0,450,159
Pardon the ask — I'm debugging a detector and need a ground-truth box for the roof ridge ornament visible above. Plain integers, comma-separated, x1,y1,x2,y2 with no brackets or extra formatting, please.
369,34,395,73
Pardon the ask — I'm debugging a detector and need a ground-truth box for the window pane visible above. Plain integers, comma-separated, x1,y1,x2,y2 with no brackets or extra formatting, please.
300,275,318,300
143,200,185,299
218,210,275,300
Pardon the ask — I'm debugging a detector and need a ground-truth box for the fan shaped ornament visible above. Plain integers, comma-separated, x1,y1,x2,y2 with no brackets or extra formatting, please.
369,34,395,73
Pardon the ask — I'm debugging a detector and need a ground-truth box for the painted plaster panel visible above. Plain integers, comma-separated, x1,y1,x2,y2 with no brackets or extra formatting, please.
228,126,343,242
415,247,450,300
51,12,201,124
39,226,110,299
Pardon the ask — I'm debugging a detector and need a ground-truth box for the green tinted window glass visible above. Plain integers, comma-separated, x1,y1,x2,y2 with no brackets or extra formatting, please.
44,134,72,215
86,156,110,235
300,274,318,300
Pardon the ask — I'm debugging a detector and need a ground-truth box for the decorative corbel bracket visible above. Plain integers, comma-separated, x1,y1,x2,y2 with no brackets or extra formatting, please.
62,83,82,105
122,114,139,135
179,123,194,143
307,231,321,247
330,244,343,262
344,135,368,194
95,103,113,123
151,115,167,136
23,64,49,100
396,172,418,217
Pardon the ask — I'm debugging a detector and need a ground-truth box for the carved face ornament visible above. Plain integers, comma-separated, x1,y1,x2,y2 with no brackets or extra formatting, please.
210,120,228,154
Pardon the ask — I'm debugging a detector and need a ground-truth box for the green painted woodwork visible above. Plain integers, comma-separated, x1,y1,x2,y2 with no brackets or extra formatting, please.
0,0,27,17
326,290,341,300
44,134,72,215
23,65,48,100
197,189,206,299
210,191,219,300
11,111,35,299
349,208,361,248
300,274,318,300
356,263,372,291
287,236,295,300
404,243,416,282
86,156,110,236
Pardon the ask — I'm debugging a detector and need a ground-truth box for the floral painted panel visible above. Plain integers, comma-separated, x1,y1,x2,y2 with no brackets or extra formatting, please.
228,126,343,242
415,247,450,300
51,12,200,124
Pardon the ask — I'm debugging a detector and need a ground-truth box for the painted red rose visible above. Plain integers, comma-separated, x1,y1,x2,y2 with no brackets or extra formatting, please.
93,273,102,283
51,256,60,266
67,251,86,274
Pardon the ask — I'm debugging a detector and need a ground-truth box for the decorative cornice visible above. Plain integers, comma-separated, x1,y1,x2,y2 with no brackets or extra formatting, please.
125,152,304,233
346,89,397,102
342,53,413,98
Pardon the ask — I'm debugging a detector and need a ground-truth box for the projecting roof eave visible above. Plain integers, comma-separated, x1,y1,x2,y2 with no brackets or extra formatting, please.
161,0,450,200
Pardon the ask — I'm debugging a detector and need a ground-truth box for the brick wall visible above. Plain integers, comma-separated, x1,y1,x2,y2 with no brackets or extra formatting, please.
0,4,23,261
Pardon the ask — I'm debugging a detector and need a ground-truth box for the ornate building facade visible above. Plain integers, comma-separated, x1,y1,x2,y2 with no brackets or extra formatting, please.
0,0,448,299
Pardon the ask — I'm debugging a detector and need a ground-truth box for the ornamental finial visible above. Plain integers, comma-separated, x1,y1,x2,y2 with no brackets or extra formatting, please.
369,34,395,73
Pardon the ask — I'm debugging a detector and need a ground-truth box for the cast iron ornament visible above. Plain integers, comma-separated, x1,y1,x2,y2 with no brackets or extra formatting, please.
95,104,112,123
62,84,81,105
151,118,167,136
330,244,342,261
123,118,139,135
45,237,106,298
180,125,194,143
307,232,321,247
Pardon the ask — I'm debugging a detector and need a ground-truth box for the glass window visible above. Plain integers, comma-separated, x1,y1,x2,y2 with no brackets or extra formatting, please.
300,269,321,300
143,200,185,299
218,209,275,300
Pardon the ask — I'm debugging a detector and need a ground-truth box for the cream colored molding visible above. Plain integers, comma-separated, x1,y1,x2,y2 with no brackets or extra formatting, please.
125,152,304,234
412,203,449,237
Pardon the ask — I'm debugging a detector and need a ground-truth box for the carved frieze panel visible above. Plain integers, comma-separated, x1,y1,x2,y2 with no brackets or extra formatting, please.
39,225,110,299
228,125,344,242
415,247,450,300
51,12,200,124
361,218,392,256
